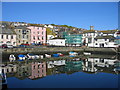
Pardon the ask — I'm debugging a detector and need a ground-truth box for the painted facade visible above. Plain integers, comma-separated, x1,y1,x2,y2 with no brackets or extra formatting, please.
93,35,116,47
27,26,46,45
0,28,17,46
14,26,31,45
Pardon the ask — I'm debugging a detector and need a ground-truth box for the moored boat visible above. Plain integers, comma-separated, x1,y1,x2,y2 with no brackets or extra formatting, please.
18,54,26,61
9,54,16,62
27,53,39,59
57,53,64,56
83,52,91,55
53,54,59,57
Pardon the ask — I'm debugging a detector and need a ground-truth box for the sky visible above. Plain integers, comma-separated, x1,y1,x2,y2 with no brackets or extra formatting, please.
2,2,118,30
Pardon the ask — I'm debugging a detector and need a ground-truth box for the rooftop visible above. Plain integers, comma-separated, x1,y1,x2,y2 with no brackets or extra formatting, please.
0,27,16,34
95,35,115,39
14,26,30,30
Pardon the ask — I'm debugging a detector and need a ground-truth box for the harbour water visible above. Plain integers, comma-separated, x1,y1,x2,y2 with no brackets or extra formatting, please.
1,53,120,88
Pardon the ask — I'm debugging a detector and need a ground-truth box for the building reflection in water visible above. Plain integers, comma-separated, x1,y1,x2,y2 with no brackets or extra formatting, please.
29,62,46,80
0,55,120,80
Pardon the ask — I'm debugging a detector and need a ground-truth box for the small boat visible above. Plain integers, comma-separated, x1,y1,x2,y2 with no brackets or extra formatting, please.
57,53,64,56
18,54,26,60
69,52,78,56
83,52,91,55
39,55,44,59
27,53,39,59
69,55,75,57
45,54,51,58
53,54,59,57
0,71,7,89
9,54,16,62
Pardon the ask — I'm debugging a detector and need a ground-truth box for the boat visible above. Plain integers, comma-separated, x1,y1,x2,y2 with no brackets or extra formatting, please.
45,54,51,58
83,52,91,55
18,54,26,60
0,70,7,90
9,54,16,62
39,55,44,59
69,52,78,56
27,53,39,59
53,54,59,57
57,53,64,56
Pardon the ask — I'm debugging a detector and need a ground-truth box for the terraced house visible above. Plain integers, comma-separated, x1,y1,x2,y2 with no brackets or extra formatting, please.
27,26,46,45
82,26,98,47
0,27,17,46
14,26,31,45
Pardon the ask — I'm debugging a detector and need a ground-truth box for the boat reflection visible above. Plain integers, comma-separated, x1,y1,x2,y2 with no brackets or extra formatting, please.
0,54,120,81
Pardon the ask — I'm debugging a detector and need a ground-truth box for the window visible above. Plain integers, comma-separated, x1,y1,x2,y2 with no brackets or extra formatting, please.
23,35,25,38
88,38,92,43
11,35,13,39
22,30,26,34
94,39,97,41
1,35,3,39
38,36,40,40
42,31,44,35
61,42,63,43
105,39,107,41
38,31,40,34
19,35,20,38
42,37,44,40
6,35,8,39
13,42,16,45
27,35,29,38
33,36,35,40
96,43,97,45
19,30,21,32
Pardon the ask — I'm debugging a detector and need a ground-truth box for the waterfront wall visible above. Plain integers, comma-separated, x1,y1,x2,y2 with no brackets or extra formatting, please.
1,47,119,54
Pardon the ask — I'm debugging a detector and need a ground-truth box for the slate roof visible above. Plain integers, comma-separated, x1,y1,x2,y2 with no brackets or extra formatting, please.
83,30,96,33
95,35,115,39
14,26,30,30
0,27,16,34
99,30,117,34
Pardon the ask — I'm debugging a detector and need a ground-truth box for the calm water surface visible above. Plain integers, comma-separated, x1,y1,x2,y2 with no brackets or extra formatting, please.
1,54,120,88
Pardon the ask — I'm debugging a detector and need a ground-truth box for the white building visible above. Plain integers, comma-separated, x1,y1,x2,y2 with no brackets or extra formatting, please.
47,38,65,46
47,60,66,68
44,24,54,29
82,31,98,47
0,28,17,46
94,35,117,47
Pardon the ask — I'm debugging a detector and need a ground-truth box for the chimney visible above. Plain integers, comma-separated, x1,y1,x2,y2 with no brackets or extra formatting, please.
90,26,94,30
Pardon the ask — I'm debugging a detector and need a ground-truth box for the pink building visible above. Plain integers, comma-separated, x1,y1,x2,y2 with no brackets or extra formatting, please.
27,26,46,45
29,62,46,79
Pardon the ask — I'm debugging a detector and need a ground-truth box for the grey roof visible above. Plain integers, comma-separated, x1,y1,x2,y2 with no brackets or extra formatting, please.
95,35,115,39
0,27,16,34
14,26,30,30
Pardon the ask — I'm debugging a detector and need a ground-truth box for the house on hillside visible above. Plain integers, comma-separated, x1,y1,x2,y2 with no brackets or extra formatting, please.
0,27,17,46
94,35,116,47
